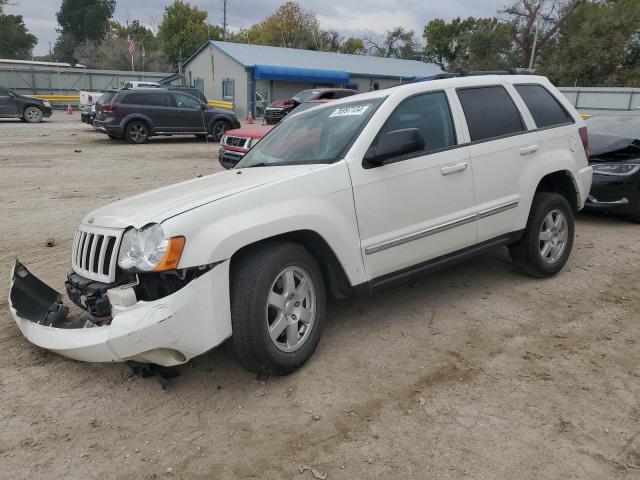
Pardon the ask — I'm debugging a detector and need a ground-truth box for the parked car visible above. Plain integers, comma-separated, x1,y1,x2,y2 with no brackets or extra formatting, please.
93,88,240,143
81,103,96,124
218,100,331,169
583,114,640,222
264,88,358,124
9,73,592,376
122,81,161,89
256,90,268,116
0,85,52,123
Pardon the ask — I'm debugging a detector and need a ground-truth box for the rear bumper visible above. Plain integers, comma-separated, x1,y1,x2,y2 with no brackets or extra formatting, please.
9,260,232,366
93,119,122,136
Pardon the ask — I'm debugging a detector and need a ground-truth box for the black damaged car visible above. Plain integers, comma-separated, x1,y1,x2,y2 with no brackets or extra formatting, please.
584,115,640,222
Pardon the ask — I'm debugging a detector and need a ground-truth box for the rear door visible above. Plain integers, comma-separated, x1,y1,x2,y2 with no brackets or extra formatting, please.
173,92,206,132
0,87,18,115
120,92,175,131
454,84,533,242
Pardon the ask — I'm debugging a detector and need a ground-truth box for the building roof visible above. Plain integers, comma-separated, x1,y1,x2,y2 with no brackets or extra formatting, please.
185,41,442,80
0,58,83,68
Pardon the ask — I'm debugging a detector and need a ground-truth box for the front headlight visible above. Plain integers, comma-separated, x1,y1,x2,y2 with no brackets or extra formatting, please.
592,163,640,177
117,224,185,272
43,101,51,108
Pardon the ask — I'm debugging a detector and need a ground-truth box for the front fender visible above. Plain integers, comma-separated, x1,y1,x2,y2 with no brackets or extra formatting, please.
163,162,367,286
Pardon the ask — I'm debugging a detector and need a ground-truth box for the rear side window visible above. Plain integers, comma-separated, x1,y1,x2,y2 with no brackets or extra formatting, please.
515,84,574,128
122,93,170,106
457,86,525,142
377,91,456,155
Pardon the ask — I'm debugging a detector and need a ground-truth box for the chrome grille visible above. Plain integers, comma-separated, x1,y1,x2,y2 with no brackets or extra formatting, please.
71,226,122,283
223,135,250,148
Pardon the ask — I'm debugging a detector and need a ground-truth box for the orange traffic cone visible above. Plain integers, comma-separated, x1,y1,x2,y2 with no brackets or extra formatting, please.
65,104,73,115
247,113,254,124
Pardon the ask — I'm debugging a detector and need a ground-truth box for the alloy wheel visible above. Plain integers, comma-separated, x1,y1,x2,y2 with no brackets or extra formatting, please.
539,209,568,264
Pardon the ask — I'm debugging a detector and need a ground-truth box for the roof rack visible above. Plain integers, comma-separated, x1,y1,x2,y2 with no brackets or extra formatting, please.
415,68,534,82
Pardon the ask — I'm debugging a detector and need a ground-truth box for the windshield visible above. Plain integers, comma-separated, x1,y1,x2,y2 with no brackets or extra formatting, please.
586,115,640,139
236,98,384,168
292,90,319,103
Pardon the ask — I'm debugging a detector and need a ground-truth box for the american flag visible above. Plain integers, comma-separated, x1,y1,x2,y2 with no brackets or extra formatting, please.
127,28,136,57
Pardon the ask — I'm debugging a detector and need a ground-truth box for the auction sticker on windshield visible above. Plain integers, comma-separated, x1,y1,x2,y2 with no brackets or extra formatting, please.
329,105,371,117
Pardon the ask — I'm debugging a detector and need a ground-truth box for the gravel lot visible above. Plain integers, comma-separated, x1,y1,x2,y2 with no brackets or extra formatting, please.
1,113,639,480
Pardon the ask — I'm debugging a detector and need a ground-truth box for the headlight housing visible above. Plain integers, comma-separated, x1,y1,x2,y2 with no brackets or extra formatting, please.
117,224,185,272
592,163,640,177
43,101,52,108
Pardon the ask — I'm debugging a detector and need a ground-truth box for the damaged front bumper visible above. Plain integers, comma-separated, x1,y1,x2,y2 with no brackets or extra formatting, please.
9,259,232,366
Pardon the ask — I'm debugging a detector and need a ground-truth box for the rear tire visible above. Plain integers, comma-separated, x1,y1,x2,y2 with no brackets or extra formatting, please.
23,106,43,123
509,193,575,277
228,241,327,375
125,120,150,144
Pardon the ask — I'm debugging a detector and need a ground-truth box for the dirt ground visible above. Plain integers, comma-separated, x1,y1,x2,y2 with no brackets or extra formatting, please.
1,112,639,480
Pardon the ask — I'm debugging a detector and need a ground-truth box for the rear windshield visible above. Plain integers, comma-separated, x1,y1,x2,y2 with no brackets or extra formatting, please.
99,92,117,104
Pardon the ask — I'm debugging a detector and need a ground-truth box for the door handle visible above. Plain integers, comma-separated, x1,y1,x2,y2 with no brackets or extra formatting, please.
441,162,468,176
519,145,539,155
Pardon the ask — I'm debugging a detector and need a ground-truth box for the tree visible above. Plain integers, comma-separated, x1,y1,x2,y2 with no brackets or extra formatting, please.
246,2,323,50
157,0,215,67
342,37,365,55
54,0,116,62
502,0,580,68
0,13,37,59
364,27,418,59
539,0,640,86
423,17,476,69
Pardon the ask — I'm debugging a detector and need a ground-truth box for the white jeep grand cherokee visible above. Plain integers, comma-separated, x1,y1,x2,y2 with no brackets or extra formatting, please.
10,74,592,375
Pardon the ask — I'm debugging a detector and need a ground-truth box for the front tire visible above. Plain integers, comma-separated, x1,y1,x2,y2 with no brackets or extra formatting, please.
210,120,230,142
23,106,43,123
228,241,327,375
509,192,575,277
125,120,150,144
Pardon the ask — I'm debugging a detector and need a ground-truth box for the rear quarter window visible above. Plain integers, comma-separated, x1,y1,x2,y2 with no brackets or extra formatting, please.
457,86,525,142
515,84,574,128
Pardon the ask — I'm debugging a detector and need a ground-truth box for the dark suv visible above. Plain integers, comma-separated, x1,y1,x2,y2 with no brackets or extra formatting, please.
93,88,240,143
0,85,53,123
264,88,358,124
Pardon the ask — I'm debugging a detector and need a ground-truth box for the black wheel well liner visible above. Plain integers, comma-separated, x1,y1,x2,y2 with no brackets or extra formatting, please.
123,116,152,135
230,230,353,299
535,170,579,212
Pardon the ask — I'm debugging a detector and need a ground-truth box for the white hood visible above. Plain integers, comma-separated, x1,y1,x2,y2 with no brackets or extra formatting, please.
83,165,319,229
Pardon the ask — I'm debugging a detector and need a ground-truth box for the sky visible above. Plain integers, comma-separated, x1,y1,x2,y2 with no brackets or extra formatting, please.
6,0,507,56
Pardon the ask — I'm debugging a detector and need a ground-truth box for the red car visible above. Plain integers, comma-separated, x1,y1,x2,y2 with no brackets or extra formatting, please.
218,100,333,169
263,88,357,125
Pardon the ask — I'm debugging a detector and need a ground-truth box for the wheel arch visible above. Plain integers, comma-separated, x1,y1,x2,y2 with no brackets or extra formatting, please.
230,229,353,299
534,170,580,212
122,114,154,134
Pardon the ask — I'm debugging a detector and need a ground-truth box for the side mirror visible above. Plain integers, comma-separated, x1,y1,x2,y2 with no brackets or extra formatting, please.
364,128,425,167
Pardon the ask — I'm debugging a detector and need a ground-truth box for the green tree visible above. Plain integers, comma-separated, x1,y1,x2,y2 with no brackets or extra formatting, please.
54,0,116,62
539,0,640,86
342,37,365,55
0,13,37,59
157,0,216,67
246,2,322,50
423,17,476,69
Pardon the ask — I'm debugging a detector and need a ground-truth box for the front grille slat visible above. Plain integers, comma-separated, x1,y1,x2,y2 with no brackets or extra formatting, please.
71,227,122,283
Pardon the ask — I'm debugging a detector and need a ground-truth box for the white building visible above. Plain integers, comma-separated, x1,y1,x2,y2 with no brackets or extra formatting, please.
181,41,442,120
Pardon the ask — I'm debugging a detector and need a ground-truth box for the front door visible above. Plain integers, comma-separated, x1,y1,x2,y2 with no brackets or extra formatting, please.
174,92,206,132
348,90,477,281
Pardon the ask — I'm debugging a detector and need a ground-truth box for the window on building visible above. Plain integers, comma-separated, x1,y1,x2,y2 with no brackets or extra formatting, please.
457,86,525,142
375,91,457,157
515,84,574,128
222,79,234,101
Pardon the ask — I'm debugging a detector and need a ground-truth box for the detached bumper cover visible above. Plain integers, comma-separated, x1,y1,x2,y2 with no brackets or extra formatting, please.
9,259,232,366
584,171,640,215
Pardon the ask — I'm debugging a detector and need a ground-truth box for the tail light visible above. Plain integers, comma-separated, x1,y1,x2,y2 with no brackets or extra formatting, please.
578,126,589,157
102,104,117,114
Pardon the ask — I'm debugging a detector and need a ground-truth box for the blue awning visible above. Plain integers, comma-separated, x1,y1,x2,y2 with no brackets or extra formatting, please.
252,64,349,84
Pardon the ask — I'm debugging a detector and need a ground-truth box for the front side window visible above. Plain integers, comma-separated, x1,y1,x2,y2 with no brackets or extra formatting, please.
236,98,384,168
515,84,574,128
174,93,200,109
374,91,456,156
457,86,525,142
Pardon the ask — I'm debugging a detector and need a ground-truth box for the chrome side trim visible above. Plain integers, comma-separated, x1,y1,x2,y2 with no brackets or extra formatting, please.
364,200,519,255
477,199,520,219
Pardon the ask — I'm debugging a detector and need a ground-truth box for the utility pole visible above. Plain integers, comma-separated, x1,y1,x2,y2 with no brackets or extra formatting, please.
223,0,228,41
529,0,544,70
